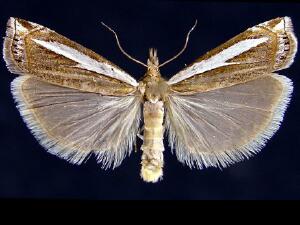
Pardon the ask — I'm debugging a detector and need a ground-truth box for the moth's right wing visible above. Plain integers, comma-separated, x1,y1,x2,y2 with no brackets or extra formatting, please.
11,76,141,168
3,18,142,168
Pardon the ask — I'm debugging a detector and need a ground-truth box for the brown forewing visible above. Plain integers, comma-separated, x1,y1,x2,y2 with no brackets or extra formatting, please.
169,17,297,95
3,17,135,96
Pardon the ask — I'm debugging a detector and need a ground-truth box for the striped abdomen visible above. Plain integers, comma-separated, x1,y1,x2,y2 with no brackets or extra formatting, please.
141,101,164,183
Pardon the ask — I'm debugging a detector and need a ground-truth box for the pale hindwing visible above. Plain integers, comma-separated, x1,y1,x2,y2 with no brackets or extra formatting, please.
165,74,292,169
11,76,141,168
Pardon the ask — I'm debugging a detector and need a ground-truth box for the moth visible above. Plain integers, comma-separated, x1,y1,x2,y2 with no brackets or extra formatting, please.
3,17,297,183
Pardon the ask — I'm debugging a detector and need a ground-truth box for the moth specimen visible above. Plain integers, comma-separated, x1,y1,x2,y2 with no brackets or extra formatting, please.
3,17,297,182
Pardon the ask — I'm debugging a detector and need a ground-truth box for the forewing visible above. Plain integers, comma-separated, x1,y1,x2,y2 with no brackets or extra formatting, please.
12,76,141,168
3,17,138,96
168,17,297,94
165,75,292,168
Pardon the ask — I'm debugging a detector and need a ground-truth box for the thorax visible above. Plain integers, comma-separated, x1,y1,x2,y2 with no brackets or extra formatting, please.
138,65,169,103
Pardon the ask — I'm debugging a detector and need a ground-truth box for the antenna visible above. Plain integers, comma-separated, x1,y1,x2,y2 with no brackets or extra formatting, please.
101,22,147,67
159,20,197,68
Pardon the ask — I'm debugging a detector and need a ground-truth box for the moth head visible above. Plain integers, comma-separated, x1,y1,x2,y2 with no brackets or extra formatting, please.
147,48,159,68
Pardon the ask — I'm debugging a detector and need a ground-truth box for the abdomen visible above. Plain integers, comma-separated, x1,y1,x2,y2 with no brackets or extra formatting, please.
141,101,164,183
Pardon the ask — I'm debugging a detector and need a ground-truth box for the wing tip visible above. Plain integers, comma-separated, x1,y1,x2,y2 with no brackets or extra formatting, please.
259,17,297,71
3,17,17,74
283,16,294,33
3,17,27,75
281,16,298,70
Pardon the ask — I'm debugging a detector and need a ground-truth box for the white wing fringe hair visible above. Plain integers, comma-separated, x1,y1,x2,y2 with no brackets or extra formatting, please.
11,76,141,168
166,74,293,169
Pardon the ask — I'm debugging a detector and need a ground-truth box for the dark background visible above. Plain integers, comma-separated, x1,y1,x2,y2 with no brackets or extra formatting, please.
0,0,299,200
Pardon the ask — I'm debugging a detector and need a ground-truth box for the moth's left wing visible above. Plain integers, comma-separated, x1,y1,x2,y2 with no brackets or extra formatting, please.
165,17,297,168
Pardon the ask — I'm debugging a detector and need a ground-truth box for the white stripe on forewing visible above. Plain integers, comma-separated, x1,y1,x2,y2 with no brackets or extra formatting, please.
273,19,284,31
32,39,138,87
15,20,29,33
167,37,269,85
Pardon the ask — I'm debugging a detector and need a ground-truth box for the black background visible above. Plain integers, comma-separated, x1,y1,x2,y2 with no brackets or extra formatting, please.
0,0,299,200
